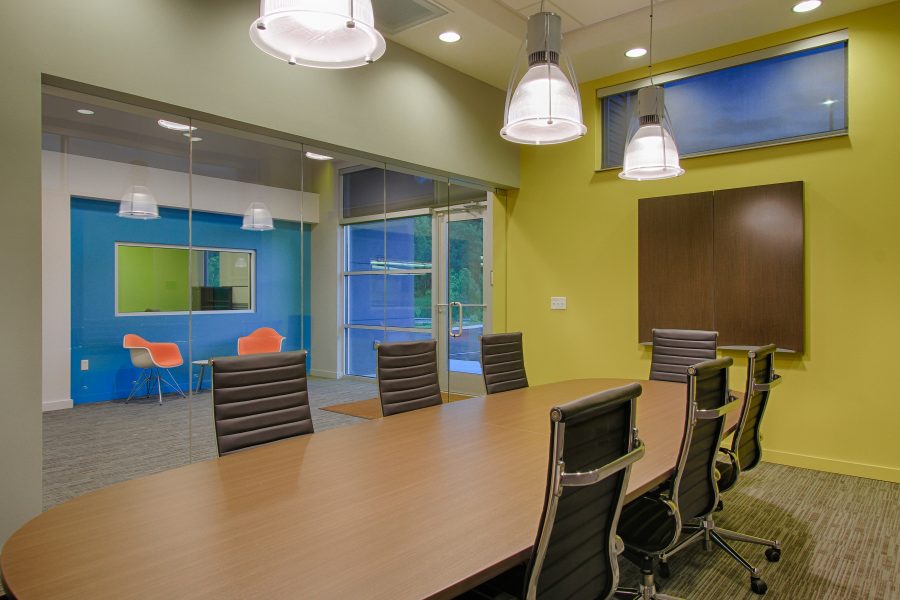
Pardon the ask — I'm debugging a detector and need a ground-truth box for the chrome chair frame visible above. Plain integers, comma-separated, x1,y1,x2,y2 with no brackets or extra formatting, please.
616,359,740,600
527,395,645,600
124,349,186,405
661,348,783,593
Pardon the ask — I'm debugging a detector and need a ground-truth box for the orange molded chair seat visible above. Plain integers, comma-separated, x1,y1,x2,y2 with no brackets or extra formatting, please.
237,327,285,355
123,334,184,368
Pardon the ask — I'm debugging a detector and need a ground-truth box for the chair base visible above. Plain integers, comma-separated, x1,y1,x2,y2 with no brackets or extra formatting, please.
615,567,684,600
659,516,780,595
125,367,186,405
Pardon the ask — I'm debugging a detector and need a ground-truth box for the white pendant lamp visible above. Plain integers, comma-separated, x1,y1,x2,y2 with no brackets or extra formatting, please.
619,0,684,181
250,0,386,69
500,11,586,145
118,185,160,220
242,202,275,231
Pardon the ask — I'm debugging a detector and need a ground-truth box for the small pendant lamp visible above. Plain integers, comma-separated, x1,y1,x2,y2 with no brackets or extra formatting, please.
619,0,684,181
242,202,275,231
250,0,386,69
500,10,586,145
118,185,161,220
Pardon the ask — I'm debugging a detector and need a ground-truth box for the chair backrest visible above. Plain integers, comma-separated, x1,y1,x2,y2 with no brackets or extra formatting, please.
650,328,718,383
730,344,780,473
481,332,529,395
123,334,152,368
376,340,442,416
211,350,313,456
237,327,285,355
524,383,644,600
670,357,739,521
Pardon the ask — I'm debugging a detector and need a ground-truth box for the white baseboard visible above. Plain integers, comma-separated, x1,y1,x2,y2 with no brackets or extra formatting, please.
309,369,339,379
42,398,74,412
764,449,899,483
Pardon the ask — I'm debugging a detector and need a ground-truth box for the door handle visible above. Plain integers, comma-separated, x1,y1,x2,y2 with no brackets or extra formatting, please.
450,301,463,338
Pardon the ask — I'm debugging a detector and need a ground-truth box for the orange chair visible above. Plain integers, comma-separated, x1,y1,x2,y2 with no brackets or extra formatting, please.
123,334,186,405
237,327,285,355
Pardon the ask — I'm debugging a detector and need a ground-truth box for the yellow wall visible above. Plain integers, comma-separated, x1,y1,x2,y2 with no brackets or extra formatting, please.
508,2,900,482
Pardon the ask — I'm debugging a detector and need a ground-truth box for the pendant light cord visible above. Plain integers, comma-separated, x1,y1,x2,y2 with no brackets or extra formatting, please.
649,0,655,85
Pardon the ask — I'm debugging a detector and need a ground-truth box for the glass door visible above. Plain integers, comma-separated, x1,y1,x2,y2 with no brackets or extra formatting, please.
438,182,491,396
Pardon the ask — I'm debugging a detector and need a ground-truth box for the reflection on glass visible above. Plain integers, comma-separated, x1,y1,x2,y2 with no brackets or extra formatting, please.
602,41,848,168
448,216,484,375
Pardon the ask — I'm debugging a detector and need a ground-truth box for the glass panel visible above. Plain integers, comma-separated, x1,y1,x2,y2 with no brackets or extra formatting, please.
602,41,848,168
346,274,385,327
43,86,192,508
188,120,306,459
345,328,383,377
384,215,432,271
346,220,386,271
447,183,489,392
385,274,432,329
385,330,432,343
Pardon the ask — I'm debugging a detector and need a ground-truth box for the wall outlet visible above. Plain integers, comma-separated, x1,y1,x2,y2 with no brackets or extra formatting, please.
80,359,90,371
550,296,567,310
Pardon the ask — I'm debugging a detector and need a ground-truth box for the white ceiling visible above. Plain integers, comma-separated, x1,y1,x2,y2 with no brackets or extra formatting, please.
382,0,890,89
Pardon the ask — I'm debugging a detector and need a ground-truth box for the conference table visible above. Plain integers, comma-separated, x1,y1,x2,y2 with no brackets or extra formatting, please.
0,378,741,600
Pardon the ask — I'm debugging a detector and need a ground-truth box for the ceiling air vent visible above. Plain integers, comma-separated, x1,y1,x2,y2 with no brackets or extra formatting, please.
373,0,448,35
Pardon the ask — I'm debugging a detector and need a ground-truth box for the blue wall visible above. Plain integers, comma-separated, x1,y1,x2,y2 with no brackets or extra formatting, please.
71,197,311,404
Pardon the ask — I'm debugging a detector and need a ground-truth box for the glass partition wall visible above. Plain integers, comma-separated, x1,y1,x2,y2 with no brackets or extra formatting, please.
41,85,497,509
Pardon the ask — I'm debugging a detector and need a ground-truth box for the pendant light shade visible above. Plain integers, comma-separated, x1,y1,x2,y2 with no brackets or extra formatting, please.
619,86,684,181
242,202,275,231
250,0,386,69
500,12,586,145
118,185,160,220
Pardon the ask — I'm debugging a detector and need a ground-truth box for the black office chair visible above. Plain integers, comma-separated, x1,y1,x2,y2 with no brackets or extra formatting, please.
649,329,718,383
467,383,645,600
616,357,742,599
211,350,313,456
480,332,529,395
710,345,783,569
376,340,442,416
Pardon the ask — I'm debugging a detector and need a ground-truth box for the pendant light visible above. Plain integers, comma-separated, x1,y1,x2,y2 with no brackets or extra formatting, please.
619,0,684,181
500,7,586,145
250,0,386,69
242,202,275,231
118,185,160,219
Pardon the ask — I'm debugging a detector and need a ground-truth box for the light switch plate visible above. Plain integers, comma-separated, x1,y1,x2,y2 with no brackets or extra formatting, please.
80,359,89,371
550,296,567,310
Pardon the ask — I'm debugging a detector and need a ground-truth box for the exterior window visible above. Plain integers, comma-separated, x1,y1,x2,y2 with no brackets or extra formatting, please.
599,34,848,169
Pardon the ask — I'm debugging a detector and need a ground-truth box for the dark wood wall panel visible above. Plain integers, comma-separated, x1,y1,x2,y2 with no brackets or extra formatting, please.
638,192,715,343
714,182,804,352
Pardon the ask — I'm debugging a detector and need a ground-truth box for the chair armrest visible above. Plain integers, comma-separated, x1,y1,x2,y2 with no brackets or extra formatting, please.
696,396,741,420
560,442,645,488
752,373,782,393
614,535,625,556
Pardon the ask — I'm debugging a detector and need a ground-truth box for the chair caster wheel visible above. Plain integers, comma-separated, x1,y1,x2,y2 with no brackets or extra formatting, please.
658,561,671,578
765,547,781,562
751,577,768,595
715,499,724,512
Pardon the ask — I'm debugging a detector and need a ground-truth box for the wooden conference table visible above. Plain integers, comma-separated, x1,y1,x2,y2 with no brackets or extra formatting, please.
1,378,740,600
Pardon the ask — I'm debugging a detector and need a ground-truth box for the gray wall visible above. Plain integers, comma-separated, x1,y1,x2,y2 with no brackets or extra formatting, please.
0,0,518,547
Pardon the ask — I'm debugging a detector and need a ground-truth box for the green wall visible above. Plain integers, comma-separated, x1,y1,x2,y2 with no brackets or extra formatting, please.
508,2,900,482
0,0,518,546
117,246,190,313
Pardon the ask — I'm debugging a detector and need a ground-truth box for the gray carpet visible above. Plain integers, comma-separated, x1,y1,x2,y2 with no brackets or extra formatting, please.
34,385,900,599
42,376,375,510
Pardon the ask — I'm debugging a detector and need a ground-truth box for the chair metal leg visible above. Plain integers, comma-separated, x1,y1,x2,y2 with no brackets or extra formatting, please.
161,369,186,398
617,556,685,600
156,369,163,405
710,530,769,594
125,370,150,403
714,527,780,551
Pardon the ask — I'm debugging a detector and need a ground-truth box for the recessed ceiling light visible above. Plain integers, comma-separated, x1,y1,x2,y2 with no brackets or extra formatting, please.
182,134,203,142
305,151,333,161
625,47,647,58
76,109,95,115
821,98,837,105
439,31,461,43
792,1,822,13
158,119,196,132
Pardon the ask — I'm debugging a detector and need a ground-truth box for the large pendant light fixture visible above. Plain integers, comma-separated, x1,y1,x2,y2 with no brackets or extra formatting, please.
118,185,160,220
500,7,586,145
619,0,684,181
250,0,386,69
242,202,275,231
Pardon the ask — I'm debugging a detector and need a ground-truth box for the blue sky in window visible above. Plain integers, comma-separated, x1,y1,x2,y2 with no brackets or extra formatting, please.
663,43,847,154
